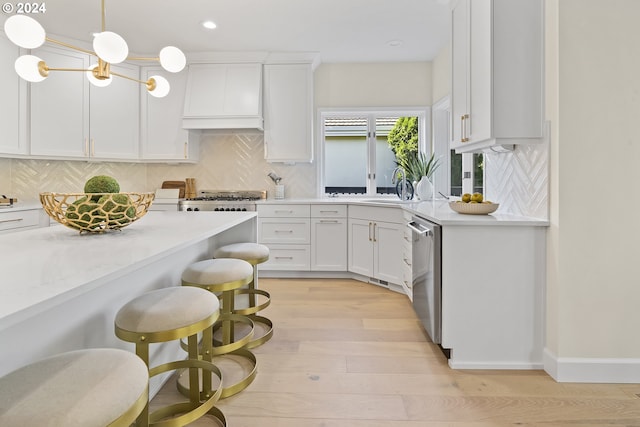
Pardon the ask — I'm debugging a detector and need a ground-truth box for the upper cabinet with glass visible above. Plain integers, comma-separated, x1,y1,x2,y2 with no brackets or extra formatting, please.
450,0,544,153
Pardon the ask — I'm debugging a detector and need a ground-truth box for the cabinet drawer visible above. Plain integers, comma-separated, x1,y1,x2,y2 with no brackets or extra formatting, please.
260,244,310,271
259,218,310,244
310,204,347,218
349,205,404,223
258,204,310,217
0,209,40,232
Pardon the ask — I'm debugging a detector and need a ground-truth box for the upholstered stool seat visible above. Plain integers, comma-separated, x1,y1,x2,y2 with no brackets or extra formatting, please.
213,242,273,348
115,286,225,427
182,258,258,398
213,242,270,265
0,348,148,427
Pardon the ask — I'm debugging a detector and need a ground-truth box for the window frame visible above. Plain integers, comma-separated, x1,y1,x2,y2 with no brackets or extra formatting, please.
316,107,431,198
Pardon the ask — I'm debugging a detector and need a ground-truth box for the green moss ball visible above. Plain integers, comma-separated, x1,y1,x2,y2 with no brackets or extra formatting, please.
84,175,120,200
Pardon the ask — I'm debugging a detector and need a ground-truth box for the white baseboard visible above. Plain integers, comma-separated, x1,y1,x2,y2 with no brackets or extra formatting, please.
449,360,543,370
544,348,640,383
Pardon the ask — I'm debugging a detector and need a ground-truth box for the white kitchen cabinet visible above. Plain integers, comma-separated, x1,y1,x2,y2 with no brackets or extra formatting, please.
450,0,543,153
0,31,27,156
182,63,263,129
140,66,198,162
30,46,88,158
441,224,545,369
311,205,347,271
348,205,404,286
0,209,41,234
263,64,313,163
30,45,140,160
258,204,311,271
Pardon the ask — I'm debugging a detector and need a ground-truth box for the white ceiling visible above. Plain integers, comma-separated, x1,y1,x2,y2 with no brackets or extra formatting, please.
25,0,451,63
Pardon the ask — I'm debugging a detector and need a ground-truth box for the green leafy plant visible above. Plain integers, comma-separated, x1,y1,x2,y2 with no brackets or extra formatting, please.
400,151,440,183
387,117,418,168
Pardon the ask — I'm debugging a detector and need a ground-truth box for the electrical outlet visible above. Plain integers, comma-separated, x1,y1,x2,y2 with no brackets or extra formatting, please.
463,172,471,179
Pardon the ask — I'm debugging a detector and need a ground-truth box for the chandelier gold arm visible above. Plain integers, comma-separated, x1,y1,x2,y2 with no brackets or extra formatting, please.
126,56,161,62
45,37,96,56
110,70,156,91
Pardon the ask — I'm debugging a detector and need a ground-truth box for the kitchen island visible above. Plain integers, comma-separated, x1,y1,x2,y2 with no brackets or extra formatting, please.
0,211,257,390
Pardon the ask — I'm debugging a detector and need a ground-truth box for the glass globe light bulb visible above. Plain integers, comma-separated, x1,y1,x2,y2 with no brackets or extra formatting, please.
86,63,112,87
159,46,186,73
93,31,129,64
148,75,170,98
14,55,48,82
3,15,46,49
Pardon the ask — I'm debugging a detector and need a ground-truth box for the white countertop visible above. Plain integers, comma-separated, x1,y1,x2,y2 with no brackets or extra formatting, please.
0,211,256,330
258,197,548,226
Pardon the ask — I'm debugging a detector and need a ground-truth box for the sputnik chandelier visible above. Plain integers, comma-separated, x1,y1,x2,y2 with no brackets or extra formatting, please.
3,0,186,97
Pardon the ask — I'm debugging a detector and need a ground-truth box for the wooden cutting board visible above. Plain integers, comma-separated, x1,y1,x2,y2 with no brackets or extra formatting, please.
161,181,186,198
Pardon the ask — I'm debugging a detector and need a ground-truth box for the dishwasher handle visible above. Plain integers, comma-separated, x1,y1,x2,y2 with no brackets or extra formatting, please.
407,221,432,236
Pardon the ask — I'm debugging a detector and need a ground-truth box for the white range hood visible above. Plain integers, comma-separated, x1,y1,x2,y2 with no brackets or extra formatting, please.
182,63,264,130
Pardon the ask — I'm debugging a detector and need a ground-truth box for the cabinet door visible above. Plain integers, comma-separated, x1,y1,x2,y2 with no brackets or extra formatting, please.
348,218,374,277
263,64,313,162
140,67,193,160
450,0,469,148
30,46,89,157
374,220,403,285
311,218,347,271
468,0,492,144
0,31,27,155
89,62,140,159
183,63,262,117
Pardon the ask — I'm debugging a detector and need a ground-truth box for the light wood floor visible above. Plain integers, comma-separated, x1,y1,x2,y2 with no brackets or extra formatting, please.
154,278,640,426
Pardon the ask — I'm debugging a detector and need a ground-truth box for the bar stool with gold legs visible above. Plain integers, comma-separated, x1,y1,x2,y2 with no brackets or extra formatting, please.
213,242,273,348
115,286,226,427
181,257,257,398
0,348,148,427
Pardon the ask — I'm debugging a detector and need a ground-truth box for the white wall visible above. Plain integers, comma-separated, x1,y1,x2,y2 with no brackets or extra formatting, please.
314,62,432,108
545,0,640,382
431,42,451,104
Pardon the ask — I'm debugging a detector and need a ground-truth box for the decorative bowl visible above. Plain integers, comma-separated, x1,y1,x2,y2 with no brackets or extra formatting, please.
40,192,155,233
448,201,499,215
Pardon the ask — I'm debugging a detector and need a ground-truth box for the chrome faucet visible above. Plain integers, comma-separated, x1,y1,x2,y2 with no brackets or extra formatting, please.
392,166,407,200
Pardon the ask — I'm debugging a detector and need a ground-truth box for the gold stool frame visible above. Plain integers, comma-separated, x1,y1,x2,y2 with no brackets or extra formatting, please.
115,308,224,426
182,270,258,398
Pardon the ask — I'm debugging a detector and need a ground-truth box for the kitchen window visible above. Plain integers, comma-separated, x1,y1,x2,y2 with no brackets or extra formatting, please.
432,96,483,197
318,109,429,197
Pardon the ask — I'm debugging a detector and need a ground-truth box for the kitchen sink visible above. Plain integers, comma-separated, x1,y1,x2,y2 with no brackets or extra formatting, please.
360,199,414,205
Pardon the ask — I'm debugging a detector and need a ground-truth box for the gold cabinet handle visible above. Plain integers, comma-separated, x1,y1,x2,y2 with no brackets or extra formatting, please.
84,138,89,156
373,222,377,242
462,114,470,142
460,115,465,143
368,222,373,242
183,142,188,159
90,138,95,157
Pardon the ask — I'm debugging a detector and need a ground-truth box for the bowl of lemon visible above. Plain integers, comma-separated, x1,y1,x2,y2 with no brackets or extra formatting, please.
449,193,499,215
40,175,155,233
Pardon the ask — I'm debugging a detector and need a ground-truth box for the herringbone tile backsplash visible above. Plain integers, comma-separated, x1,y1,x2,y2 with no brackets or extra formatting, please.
484,138,549,219
3,131,547,219
2,133,317,202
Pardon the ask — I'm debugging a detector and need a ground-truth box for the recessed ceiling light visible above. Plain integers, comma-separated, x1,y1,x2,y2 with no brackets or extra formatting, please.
387,40,403,47
202,20,217,30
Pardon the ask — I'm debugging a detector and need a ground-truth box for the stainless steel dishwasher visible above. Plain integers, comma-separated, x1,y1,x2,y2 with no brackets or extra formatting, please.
407,215,442,344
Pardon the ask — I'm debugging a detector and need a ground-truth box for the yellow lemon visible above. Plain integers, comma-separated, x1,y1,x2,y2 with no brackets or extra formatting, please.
461,193,472,203
471,193,483,203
